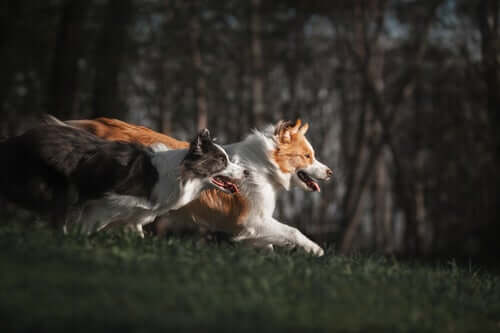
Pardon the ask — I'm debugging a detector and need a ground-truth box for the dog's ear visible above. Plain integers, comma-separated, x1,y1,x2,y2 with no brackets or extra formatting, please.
198,128,211,143
189,131,205,155
275,119,303,144
198,128,213,151
275,121,293,144
298,122,309,135
291,119,302,134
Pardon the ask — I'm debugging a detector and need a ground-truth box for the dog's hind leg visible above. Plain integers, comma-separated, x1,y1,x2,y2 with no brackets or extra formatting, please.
132,214,157,238
71,200,115,235
134,224,145,238
120,222,146,238
49,192,70,231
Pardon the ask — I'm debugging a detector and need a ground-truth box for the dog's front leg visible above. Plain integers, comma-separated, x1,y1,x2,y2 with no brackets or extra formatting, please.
235,217,324,256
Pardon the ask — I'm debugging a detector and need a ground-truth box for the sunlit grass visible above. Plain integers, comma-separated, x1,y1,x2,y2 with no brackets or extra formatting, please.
0,223,499,332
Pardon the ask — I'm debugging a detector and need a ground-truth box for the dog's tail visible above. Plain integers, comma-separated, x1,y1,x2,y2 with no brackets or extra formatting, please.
41,114,70,127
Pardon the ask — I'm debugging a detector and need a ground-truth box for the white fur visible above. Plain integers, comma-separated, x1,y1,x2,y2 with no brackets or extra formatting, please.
303,159,331,179
150,142,170,152
67,145,245,237
173,126,329,256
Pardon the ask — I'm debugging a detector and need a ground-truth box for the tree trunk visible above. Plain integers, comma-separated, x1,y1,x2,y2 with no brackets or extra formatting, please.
157,69,172,134
285,10,306,121
0,0,20,125
251,0,264,128
478,0,500,252
339,0,442,254
189,3,208,130
47,0,89,118
478,0,500,135
372,152,390,251
479,2,500,155
92,0,133,119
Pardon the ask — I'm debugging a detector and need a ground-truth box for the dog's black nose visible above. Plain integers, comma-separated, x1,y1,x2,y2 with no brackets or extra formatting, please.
326,169,333,178
244,169,250,177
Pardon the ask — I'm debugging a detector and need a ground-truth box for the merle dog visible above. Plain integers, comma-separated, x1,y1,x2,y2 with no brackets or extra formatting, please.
0,125,244,236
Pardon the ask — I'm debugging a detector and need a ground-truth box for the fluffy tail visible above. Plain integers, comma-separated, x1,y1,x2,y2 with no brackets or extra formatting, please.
41,114,69,127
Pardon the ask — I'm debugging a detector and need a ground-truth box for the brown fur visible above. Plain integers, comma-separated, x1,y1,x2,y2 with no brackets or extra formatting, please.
68,117,312,234
273,119,314,173
67,118,189,149
168,190,250,234
67,117,248,233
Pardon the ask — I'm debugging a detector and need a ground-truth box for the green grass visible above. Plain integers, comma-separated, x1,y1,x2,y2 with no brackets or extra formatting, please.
0,223,499,333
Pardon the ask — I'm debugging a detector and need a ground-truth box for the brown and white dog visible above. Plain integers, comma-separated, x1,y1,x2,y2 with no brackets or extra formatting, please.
46,116,332,256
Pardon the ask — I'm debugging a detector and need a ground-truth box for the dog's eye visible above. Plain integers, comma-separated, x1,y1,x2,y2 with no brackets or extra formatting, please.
304,154,311,159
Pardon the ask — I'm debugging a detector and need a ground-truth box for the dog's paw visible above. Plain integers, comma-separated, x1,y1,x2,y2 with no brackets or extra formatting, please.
305,242,324,257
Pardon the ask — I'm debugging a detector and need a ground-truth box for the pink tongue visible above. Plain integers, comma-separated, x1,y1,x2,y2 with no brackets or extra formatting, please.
230,183,239,193
311,181,320,192
213,179,224,187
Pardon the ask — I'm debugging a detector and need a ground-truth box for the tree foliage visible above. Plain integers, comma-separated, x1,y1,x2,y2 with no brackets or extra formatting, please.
1,0,498,257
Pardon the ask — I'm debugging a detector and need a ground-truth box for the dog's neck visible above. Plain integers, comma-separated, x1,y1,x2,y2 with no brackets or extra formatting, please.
225,128,291,192
169,178,207,211
149,149,207,214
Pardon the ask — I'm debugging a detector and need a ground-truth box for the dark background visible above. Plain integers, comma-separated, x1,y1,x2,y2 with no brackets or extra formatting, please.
1,0,499,260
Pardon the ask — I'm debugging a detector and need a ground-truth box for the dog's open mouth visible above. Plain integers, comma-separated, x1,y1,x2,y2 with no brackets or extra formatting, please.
211,175,239,193
297,171,320,192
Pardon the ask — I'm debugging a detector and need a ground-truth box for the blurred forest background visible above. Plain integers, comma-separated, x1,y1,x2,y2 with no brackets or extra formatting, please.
0,0,499,259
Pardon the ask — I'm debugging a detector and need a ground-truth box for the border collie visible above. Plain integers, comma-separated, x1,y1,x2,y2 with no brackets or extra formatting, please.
0,125,244,236
46,116,332,255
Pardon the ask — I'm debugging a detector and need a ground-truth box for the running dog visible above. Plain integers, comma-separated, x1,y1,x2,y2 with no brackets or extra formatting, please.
47,116,332,255
0,125,244,236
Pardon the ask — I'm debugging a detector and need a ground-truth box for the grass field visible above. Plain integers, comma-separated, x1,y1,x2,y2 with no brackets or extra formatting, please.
0,223,499,333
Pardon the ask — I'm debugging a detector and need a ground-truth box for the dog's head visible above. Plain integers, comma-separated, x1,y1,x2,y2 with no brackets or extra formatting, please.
272,120,332,192
183,129,245,194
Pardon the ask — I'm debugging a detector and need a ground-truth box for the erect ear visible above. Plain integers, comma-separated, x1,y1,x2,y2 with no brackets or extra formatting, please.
298,122,309,135
280,129,291,144
199,128,214,151
198,128,211,142
290,119,302,134
275,121,293,144
189,129,211,155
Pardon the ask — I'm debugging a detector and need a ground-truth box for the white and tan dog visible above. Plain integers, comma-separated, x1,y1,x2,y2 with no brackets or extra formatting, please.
47,116,332,255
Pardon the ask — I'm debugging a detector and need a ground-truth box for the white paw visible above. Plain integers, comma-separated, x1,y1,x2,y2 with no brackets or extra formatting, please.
291,228,325,256
305,242,324,257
